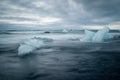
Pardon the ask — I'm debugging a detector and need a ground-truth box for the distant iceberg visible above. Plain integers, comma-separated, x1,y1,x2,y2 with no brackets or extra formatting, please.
62,29,68,33
81,26,112,42
18,37,53,56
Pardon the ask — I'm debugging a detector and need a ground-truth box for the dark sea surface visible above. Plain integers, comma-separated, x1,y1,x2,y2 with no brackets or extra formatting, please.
0,30,120,80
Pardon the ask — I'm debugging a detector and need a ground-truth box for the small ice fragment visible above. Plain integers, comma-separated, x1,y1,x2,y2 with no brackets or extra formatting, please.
62,29,68,33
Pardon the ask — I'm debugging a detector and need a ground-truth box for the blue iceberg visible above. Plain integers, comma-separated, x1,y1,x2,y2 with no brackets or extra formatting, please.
92,27,110,42
81,30,95,42
62,29,68,33
81,26,112,42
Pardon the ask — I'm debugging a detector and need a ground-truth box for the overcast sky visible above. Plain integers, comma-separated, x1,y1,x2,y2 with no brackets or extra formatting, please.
0,0,120,30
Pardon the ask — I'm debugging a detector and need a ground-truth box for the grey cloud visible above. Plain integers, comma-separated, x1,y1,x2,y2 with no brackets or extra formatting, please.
75,0,120,23
0,0,120,29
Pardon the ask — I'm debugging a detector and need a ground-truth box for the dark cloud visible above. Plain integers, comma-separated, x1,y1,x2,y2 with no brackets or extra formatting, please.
75,0,120,23
0,0,120,29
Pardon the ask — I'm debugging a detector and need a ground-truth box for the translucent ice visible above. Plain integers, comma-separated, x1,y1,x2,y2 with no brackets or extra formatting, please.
81,30,95,42
81,27,111,42
62,29,68,33
92,27,110,42
18,37,53,56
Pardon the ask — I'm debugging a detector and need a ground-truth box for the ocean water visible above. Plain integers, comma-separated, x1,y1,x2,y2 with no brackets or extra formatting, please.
0,30,120,80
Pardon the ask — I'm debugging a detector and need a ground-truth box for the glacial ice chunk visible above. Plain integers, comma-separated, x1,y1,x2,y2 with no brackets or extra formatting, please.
18,44,35,55
18,38,44,55
62,29,68,33
81,26,111,42
92,27,110,42
18,37,53,56
81,30,95,42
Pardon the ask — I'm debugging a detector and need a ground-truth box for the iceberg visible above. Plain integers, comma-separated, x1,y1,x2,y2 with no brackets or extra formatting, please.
92,27,110,42
81,30,95,42
81,26,111,42
18,37,53,56
62,29,68,33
